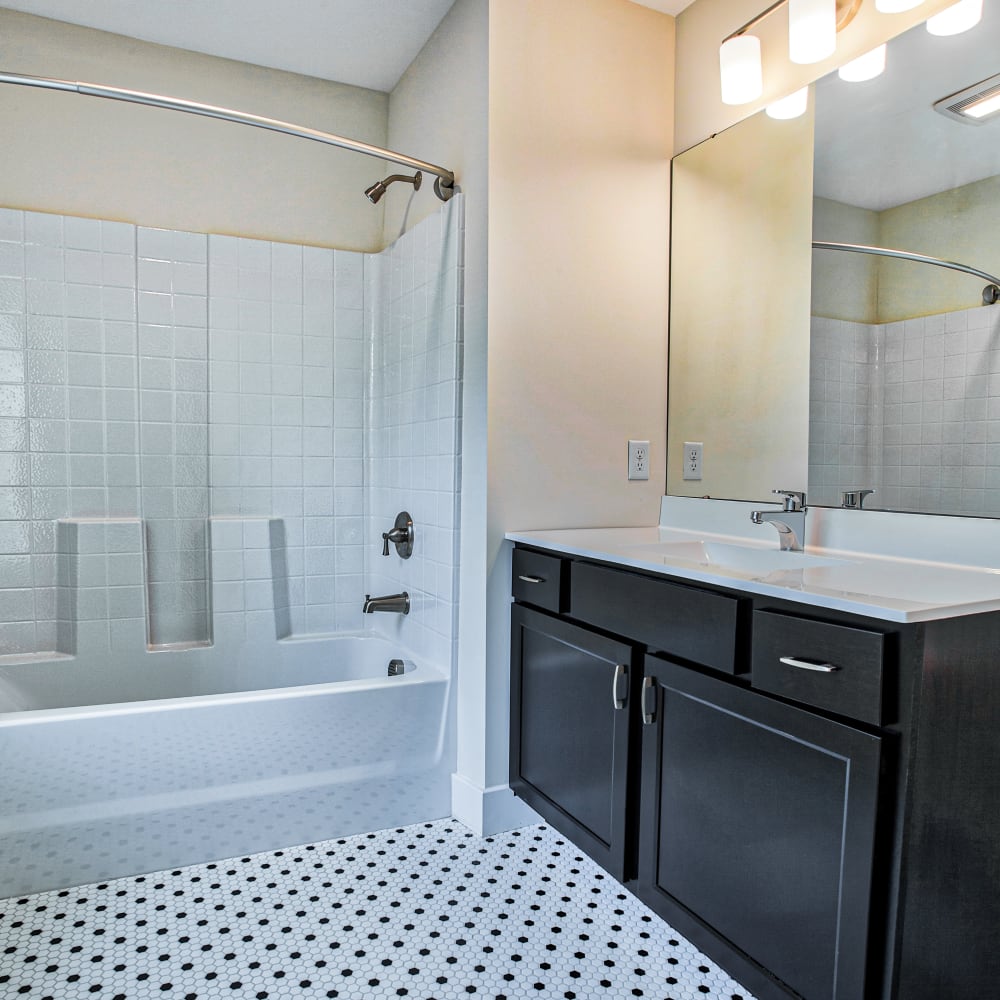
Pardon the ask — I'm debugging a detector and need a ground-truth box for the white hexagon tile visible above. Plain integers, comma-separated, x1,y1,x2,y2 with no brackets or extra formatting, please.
0,820,756,1000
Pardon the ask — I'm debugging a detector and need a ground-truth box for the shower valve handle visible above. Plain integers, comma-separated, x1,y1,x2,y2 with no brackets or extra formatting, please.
381,512,414,559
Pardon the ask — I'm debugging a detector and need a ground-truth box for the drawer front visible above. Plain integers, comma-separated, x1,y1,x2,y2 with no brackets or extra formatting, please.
512,547,566,612
752,610,886,725
570,561,743,673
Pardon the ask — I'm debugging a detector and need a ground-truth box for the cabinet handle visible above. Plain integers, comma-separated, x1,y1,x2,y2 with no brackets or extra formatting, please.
612,663,628,710
779,655,840,673
641,676,656,725
517,574,545,584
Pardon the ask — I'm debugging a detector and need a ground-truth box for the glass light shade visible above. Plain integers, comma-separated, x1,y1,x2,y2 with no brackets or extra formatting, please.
720,35,763,105
926,0,982,36
766,87,810,119
874,0,925,12
789,0,837,64
838,44,887,82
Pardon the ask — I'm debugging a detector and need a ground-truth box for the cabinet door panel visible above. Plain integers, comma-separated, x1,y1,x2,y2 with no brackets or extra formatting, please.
638,657,881,1000
510,606,634,879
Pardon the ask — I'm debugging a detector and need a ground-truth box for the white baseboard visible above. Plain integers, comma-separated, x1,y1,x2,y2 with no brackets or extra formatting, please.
451,773,540,836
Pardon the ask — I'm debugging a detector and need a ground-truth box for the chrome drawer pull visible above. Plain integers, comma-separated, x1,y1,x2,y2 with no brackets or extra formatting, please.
780,655,840,673
612,663,628,710
641,676,656,725
518,574,545,584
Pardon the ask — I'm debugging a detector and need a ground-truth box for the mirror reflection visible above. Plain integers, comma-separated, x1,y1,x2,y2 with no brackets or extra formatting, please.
667,7,1000,517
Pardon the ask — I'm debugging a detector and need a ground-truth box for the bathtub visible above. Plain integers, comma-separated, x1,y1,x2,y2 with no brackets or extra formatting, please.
0,635,452,898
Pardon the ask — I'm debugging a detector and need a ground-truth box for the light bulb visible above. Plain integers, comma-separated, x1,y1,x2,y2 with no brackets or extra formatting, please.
838,44,887,82
720,35,763,105
874,0,924,12
789,0,837,65
926,0,982,36
766,87,809,119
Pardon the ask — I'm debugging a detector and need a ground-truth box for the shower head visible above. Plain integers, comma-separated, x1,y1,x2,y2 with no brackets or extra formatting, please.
364,170,422,204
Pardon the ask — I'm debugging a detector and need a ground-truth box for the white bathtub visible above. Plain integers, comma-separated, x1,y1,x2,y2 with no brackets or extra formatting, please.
0,635,452,898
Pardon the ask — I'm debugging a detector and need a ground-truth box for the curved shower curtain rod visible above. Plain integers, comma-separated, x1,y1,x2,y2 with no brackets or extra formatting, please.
813,240,1000,306
0,70,456,202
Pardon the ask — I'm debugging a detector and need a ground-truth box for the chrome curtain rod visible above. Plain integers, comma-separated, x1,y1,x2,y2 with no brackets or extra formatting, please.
0,71,456,201
813,240,1000,306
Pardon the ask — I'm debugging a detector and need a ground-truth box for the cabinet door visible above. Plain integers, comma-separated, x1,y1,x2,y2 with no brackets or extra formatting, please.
636,657,881,1000
510,605,635,880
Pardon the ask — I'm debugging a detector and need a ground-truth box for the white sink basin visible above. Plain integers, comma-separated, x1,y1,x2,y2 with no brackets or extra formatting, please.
622,540,851,576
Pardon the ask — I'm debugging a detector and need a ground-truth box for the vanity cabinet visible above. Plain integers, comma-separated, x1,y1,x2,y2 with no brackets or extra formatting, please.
636,656,880,1000
509,542,1000,1000
509,605,636,880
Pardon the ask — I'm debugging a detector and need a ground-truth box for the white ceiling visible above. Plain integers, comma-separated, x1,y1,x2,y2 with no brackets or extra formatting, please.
0,0,458,92
813,5,1000,211
0,0,694,93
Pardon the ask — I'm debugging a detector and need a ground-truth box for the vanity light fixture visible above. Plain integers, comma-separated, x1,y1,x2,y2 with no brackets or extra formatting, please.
719,0,865,105
789,0,837,64
720,34,764,104
926,0,982,36
766,86,810,118
838,43,887,81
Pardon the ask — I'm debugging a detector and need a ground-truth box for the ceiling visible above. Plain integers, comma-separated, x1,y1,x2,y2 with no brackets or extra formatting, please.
0,0,694,93
813,4,1000,211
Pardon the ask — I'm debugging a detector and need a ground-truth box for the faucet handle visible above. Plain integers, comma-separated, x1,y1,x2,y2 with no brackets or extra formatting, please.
772,489,806,512
841,489,874,510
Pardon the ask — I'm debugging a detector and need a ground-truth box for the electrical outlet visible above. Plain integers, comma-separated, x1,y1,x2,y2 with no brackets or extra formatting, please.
683,441,703,481
628,440,650,481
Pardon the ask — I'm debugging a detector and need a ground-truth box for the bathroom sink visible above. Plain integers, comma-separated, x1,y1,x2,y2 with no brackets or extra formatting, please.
621,540,850,576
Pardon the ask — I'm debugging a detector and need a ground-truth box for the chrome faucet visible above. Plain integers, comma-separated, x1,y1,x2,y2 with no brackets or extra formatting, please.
363,592,410,615
750,490,807,552
841,489,874,510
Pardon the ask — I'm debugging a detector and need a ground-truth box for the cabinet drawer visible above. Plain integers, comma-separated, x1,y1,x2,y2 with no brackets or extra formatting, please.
512,548,566,612
570,561,744,673
752,610,886,725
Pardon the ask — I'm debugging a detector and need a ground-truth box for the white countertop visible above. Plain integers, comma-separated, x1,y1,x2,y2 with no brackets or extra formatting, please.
506,514,1000,623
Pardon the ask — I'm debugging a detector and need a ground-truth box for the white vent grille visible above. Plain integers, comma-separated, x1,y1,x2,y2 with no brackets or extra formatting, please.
934,72,1000,125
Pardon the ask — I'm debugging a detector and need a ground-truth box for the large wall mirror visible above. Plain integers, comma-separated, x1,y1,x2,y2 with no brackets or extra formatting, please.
667,5,1000,517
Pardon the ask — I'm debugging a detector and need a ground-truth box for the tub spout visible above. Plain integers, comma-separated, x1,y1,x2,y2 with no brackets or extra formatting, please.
363,592,410,614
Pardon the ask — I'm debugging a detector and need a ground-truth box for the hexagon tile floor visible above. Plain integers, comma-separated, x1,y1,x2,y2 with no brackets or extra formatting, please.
0,819,756,1000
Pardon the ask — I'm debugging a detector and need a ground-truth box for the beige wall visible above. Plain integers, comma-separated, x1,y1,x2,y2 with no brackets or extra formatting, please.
0,9,388,251
486,0,674,791
674,0,957,153
812,196,879,324
878,174,1000,322
382,0,486,246
667,106,813,501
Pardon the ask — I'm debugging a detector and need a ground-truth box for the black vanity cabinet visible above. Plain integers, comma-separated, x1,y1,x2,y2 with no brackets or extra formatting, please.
509,605,636,880
636,656,880,1000
509,542,1000,1000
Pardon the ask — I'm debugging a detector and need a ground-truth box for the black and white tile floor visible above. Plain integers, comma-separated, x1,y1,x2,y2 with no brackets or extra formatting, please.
0,820,755,1000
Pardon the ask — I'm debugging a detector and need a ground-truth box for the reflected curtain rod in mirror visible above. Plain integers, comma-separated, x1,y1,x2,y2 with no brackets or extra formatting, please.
0,70,457,202
813,240,1000,304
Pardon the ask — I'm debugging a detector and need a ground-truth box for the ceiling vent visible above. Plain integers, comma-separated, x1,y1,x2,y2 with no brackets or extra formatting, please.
934,72,1000,125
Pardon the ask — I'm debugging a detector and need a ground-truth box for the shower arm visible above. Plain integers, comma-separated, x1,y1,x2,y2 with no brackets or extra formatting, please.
0,70,456,201
813,241,1000,305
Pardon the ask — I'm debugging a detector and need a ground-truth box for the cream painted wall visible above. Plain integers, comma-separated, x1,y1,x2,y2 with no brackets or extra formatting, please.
667,106,813,501
811,175,1000,324
812,196,878,323
486,0,673,796
382,0,485,247
674,0,957,153
878,174,1000,322
0,9,388,251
